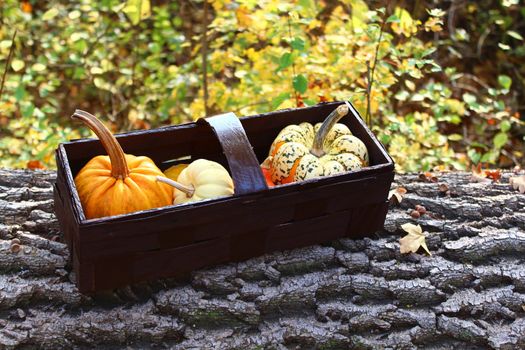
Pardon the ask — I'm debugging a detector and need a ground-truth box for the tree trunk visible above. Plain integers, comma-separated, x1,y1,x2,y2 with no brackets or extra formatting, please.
1,169,524,349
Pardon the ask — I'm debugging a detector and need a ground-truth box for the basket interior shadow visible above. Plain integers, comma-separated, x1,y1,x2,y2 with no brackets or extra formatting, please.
54,101,394,292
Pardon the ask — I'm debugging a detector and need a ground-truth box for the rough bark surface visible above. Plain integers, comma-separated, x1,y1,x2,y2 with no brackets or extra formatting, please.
1,169,524,349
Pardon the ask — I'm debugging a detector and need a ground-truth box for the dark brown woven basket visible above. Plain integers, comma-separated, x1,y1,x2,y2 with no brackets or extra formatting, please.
54,101,395,293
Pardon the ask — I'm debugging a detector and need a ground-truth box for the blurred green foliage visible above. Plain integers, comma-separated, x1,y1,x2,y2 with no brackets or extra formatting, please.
0,0,523,172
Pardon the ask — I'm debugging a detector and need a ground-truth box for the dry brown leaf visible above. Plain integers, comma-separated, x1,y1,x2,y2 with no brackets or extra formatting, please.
471,164,491,183
399,223,431,255
27,160,45,170
418,172,438,182
485,169,502,181
510,176,525,194
438,183,449,193
471,164,501,183
388,186,407,204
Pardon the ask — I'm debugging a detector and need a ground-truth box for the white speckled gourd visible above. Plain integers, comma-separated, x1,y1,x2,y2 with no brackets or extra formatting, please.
262,103,369,185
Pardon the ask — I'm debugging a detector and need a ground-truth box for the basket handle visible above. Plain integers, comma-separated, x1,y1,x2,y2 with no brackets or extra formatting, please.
197,112,268,195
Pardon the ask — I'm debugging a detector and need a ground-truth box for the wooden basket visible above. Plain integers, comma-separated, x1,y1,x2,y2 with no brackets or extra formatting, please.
54,101,395,293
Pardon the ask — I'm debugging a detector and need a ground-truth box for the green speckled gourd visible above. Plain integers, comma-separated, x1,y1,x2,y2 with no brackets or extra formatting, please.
262,103,369,185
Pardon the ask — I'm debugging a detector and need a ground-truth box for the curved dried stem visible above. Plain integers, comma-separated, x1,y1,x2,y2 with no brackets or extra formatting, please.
310,103,349,157
71,109,130,179
156,176,195,198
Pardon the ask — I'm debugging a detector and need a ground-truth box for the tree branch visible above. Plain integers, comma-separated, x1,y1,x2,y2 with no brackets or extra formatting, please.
0,30,17,101
287,14,299,106
202,0,209,116
366,10,389,128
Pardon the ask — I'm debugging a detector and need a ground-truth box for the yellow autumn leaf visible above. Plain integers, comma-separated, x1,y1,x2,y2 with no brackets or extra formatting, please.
235,5,252,29
424,17,443,32
123,0,151,25
350,0,369,31
399,223,431,255
391,7,420,37
388,186,407,204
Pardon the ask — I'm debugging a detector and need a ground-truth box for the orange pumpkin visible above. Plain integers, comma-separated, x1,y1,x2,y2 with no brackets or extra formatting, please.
72,110,173,219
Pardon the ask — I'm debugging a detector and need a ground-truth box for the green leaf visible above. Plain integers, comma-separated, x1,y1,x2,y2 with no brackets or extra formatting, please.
394,90,409,101
421,47,437,57
293,74,308,94
468,149,481,164
507,30,523,40
501,120,511,132
31,63,46,72
68,10,82,20
480,150,498,163
386,14,400,23
493,132,508,149
304,98,316,106
42,8,59,21
448,134,463,141
470,142,488,150
462,93,476,104
298,0,314,9
291,38,305,51
278,52,293,71
498,43,511,50
14,85,26,101
11,59,24,72
498,75,512,90
21,103,35,118
272,92,290,109
380,134,391,145
123,0,151,25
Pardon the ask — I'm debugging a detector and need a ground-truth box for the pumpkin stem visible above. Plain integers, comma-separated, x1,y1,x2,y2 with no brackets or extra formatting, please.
156,176,195,198
71,110,130,179
310,103,349,157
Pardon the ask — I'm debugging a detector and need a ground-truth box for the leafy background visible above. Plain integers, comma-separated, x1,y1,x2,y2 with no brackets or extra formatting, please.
0,0,523,172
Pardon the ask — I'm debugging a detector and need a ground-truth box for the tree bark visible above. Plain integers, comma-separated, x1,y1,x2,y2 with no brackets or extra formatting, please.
1,169,524,349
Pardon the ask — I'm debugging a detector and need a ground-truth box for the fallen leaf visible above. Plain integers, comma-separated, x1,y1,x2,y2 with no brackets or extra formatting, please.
388,186,407,204
471,164,501,183
438,183,449,193
418,172,438,182
471,164,491,183
510,176,525,194
485,169,502,181
399,223,431,255
27,160,45,170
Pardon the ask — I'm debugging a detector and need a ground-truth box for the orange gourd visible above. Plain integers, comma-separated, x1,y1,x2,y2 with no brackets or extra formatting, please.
72,110,173,219
261,166,275,187
163,163,189,181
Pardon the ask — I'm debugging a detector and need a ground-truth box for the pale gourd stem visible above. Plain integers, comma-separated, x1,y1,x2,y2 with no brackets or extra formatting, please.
156,176,195,198
71,110,130,179
310,103,349,157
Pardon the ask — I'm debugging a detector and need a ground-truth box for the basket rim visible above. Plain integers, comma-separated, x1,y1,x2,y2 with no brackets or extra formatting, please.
56,101,395,226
